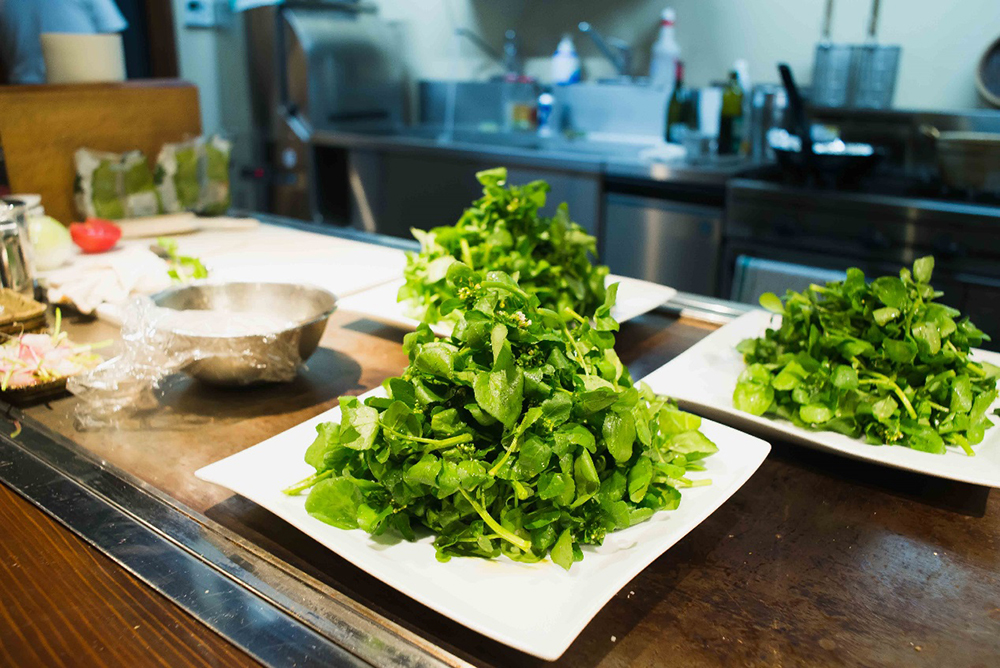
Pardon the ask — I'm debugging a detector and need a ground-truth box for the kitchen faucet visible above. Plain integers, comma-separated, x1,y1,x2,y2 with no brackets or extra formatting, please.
455,28,523,78
578,21,631,79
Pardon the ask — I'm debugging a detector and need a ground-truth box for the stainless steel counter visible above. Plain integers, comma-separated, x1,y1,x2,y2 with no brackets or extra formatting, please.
310,127,752,186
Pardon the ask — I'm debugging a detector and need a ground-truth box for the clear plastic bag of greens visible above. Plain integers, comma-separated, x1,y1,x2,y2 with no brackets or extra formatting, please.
201,135,232,215
154,138,200,213
74,148,159,219
155,135,232,215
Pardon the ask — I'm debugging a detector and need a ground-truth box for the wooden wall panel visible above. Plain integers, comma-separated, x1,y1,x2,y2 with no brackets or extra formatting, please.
0,80,201,223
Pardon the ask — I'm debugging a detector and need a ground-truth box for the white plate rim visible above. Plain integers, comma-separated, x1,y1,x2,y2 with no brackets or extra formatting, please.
337,274,677,337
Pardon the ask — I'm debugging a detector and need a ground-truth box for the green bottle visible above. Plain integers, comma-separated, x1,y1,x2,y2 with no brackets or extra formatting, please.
719,70,744,155
666,60,691,143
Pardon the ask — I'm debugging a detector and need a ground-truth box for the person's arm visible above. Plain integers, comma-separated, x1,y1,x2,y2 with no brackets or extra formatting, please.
85,0,128,33
0,0,47,84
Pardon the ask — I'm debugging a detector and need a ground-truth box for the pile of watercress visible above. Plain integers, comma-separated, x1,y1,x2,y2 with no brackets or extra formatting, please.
734,256,999,454
398,167,608,328
286,264,716,569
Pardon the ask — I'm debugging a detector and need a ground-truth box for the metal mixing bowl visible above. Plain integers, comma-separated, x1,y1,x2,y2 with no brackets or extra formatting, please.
150,281,337,386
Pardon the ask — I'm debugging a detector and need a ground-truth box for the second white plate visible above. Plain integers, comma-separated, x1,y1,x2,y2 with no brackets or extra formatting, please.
642,309,1000,487
337,275,677,337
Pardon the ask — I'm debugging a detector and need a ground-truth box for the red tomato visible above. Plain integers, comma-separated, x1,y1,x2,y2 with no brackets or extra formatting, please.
69,218,122,254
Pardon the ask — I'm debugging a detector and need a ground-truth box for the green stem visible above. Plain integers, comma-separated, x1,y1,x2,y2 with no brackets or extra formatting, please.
860,373,918,420
380,424,474,450
480,280,531,301
562,320,591,375
283,469,333,496
967,362,988,378
458,488,532,552
488,433,520,477
563,308,588,325
460,238,474,269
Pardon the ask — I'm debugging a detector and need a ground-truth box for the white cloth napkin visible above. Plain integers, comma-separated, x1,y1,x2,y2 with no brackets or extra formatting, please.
44,247,172,315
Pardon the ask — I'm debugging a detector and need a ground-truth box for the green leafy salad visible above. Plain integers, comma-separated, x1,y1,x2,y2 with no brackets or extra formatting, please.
398,167,609,328
734,256,999,454
286,264,717,569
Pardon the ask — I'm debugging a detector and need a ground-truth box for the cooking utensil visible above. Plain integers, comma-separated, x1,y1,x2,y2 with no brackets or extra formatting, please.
811,0,854,107
773,63,883,183
777,63,815,171
150,281,337,386
921,125,1000,193
848,0,900,108
976,34,1000,108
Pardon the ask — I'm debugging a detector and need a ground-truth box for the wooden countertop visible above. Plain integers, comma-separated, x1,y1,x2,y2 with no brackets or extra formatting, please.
0,482,259,667
3,301,999,667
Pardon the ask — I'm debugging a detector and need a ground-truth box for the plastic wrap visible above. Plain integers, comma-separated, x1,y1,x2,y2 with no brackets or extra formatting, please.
68,297,303,429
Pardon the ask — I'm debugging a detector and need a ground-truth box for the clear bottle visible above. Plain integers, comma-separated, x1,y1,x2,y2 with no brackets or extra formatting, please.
649,8,681,91
718,70,745,155
551,34,581,85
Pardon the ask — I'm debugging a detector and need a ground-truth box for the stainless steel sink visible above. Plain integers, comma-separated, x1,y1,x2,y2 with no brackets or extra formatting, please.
418,79,670,151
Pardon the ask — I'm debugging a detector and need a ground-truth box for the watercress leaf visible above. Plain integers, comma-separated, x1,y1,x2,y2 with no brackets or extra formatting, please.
305,478,362,530
759,292,784,314
603,411,636,464
594,282,620,332
404,454,442,487
550,528,574,570
950,375,973,414
473,365,524,429
339,398,379,450
414,342,459,377
305,422,340,471
883,339,917,364
873,307,901,326
872,276,908,309
831,365,859,390
540,392,573,426
800,403,833,424
627,457,653,503
733,381,774,416
911,321,941,356
913,256,934,284
665,431,718,460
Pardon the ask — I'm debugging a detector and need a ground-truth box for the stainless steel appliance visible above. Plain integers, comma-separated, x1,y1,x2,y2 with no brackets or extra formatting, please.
724,166,1000,348
244,1,407,221
602,192,722,296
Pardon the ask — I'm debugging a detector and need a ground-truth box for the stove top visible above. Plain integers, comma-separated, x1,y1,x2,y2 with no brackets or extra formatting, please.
738,164,1000,209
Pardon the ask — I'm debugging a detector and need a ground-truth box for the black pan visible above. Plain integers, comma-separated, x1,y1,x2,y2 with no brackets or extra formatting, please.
773,62,884,184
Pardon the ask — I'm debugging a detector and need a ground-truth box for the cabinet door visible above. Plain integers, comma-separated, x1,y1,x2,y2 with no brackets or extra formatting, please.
962,281,1000,352
347,150,601,239
602,193,721,296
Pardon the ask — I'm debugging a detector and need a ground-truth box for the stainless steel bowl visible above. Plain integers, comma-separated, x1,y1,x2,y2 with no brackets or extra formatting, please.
150,281,337,386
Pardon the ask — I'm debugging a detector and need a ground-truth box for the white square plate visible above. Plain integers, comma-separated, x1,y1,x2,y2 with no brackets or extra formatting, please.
643,309,1000,488
337,275,677,337
195,377,768,660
